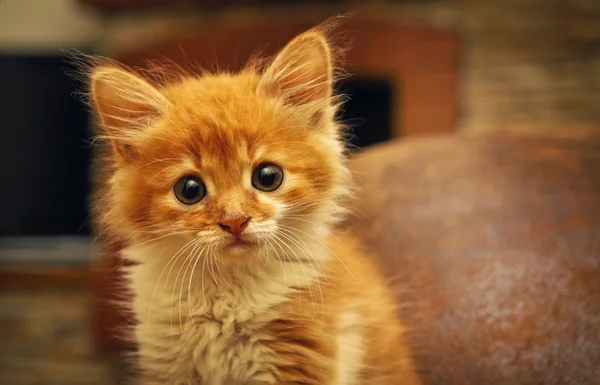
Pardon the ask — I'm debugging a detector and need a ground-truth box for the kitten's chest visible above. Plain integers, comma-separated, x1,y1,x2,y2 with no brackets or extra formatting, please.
130,255,320,384
183,301,277,385
133,263,301,384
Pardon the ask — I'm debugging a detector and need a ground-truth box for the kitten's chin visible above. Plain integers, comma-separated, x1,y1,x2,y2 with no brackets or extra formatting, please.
220,238,259,257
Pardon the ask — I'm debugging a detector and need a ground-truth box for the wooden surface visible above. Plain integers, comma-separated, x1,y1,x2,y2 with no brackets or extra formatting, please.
0,288,120,385
79,0,338,10
0,266,94,288
347,133,600,385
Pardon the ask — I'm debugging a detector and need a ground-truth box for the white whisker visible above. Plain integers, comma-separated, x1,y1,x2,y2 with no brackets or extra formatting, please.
146,237,199,323
278,223,355,279
269,233,302,307
272,232,315,316
186,242,209,332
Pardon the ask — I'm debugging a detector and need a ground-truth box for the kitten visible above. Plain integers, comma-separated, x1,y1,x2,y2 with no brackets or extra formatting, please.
89,23,421,385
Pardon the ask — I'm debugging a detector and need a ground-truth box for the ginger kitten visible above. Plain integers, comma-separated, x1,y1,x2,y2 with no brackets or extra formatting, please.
89,24,421,385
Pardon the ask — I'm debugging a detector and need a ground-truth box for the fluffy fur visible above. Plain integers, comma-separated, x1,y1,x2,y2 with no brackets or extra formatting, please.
89,22,421,385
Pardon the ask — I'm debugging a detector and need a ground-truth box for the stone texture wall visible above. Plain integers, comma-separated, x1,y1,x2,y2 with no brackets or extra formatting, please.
394,0,600,133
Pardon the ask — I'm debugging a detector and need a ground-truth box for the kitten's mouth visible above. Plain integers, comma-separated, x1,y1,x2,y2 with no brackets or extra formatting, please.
225,236,255,249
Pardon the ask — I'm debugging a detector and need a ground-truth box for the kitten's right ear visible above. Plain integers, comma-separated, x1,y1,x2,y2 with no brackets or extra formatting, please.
258,31,333,109
91,66,169,161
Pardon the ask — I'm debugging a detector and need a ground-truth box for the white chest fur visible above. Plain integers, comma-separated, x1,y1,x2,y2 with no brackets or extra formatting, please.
127,242,320,385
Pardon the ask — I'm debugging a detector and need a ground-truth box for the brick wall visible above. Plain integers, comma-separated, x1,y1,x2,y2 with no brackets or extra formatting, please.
393,0,600,133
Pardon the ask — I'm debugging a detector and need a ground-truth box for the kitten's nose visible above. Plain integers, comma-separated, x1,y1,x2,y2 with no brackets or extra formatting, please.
219,216,250,236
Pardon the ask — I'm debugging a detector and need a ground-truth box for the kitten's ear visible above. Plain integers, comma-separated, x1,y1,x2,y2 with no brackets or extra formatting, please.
259,31,333,108
91,66,169,161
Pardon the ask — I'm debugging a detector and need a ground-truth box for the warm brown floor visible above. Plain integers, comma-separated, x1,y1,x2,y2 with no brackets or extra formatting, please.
0,288,121,385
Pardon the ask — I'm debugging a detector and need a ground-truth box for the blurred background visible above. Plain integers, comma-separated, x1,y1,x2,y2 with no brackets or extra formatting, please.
0,0,598,384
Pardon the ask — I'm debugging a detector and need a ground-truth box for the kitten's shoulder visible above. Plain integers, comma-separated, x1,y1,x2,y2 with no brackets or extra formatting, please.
325,230,383,279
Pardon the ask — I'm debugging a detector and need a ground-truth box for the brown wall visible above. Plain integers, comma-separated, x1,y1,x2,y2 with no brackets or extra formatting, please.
93,0,600,134
394,0,600,133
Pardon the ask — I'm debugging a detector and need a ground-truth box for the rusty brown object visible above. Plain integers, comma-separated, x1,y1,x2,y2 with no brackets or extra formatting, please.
347,133,600,385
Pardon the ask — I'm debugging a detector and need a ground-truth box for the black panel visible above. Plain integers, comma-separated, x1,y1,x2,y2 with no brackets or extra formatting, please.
337,76,394,149
0,55,92,236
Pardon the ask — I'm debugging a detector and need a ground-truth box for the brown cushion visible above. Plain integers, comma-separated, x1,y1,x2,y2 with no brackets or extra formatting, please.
346,133,600,385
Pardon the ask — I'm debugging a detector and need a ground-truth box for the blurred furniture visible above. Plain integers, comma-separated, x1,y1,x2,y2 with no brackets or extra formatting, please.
347,132,600,384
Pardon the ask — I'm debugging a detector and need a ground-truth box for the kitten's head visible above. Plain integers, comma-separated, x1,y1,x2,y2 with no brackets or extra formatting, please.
91,27,351,261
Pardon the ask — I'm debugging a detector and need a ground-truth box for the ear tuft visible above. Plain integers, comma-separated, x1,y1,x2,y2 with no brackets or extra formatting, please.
91,66,169,137
259,31,333,107
90,66,170,162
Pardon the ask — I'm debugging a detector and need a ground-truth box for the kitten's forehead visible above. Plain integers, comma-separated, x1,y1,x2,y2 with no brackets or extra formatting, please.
164,73,265,121
155,73,301,162
165,74,282,139
139,74,283,180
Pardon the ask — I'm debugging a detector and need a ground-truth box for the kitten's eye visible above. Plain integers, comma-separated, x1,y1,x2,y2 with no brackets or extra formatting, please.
252,163,284,192
174,176,206,205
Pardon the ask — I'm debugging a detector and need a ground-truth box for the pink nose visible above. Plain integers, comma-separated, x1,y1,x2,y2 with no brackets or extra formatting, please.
219,216,250,236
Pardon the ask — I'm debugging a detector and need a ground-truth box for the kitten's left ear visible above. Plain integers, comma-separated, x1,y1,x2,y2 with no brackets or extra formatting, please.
90,66,170,162
91,66,169,137
258,30,333,108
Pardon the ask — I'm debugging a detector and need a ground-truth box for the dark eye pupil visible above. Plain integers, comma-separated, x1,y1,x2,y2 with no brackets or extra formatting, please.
182,180,200,199
259,167,277,186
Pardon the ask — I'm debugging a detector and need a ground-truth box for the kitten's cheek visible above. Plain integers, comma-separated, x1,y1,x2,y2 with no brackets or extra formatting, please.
250,195,282,223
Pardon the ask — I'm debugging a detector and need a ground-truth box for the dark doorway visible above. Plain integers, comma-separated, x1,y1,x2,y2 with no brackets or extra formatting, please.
337,76,394,150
